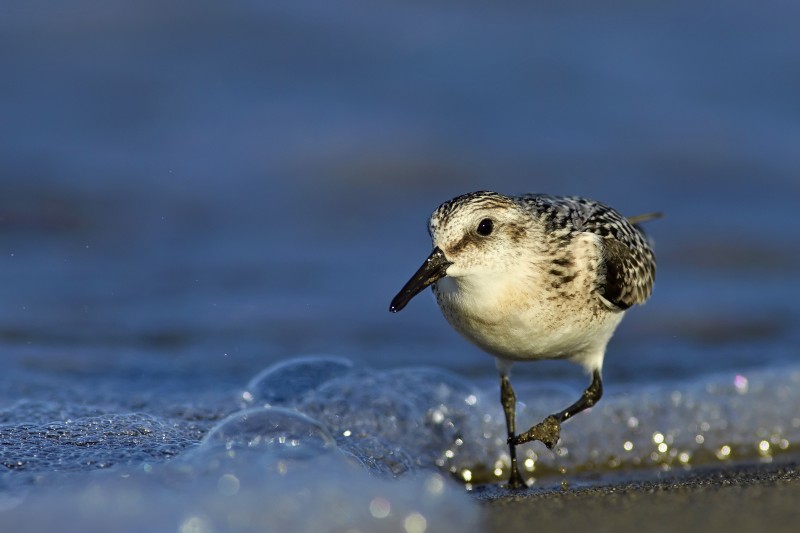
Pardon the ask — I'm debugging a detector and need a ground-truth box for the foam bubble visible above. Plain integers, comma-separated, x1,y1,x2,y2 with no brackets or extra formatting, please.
240,355,354,408
0,409,199,478
446,367,800,483
200,406,336,459
232,358,800,486
4,355,800,497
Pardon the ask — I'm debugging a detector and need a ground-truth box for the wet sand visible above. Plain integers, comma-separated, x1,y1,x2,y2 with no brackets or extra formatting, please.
476,461,800,532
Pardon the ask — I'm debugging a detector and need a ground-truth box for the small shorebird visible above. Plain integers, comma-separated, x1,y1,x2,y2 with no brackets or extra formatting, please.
389,191,658,488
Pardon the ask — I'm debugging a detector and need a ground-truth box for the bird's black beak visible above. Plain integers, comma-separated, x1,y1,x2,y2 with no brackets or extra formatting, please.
389,247,452,313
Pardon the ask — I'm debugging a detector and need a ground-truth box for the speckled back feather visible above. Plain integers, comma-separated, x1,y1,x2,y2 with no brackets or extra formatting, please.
514,194,657,309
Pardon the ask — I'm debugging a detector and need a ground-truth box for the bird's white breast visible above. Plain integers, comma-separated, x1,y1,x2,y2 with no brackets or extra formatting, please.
433,254,623,369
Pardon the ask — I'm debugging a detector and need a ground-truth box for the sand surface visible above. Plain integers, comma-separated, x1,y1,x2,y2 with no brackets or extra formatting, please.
476,461,800,532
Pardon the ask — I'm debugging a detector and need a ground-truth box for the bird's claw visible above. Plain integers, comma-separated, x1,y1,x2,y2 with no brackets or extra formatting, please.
508,416,561,449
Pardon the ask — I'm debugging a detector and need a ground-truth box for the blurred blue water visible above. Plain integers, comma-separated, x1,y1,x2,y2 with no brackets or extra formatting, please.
1,0,800,528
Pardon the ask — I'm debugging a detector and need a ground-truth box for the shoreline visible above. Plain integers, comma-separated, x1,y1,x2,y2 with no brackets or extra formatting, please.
475,460,800,532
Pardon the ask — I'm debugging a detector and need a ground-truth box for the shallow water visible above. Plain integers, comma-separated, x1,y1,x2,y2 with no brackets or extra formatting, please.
2,0,800,530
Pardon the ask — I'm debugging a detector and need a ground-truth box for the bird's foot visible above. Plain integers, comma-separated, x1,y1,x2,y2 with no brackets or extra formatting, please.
509,416,561,449
505,465,526,489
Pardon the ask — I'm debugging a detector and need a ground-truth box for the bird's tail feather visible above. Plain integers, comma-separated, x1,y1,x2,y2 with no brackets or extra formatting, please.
627,212,664,225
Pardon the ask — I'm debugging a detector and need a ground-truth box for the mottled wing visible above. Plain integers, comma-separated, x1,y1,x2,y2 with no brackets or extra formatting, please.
516,194,657,309
576,200,656,309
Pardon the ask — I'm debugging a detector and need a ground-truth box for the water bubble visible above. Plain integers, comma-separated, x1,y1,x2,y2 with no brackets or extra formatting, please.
381,367,478,413
293,367,476,472
241,355,354,408
201,406,336,459
297,371,418,443
338,435,415,477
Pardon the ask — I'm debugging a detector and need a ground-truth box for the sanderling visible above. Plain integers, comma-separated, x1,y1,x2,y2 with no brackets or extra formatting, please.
390,191,658,488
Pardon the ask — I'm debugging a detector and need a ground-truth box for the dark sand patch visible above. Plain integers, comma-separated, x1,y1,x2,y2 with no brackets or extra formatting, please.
476,462,800,533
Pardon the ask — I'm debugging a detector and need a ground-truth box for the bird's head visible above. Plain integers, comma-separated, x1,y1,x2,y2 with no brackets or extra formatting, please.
390,191,536,312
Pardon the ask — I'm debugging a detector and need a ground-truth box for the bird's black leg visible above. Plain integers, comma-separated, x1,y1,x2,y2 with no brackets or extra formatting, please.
500,373,525,489
511,369,603,448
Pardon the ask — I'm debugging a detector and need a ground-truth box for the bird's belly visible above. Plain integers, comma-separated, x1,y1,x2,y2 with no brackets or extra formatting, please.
438,293,621,363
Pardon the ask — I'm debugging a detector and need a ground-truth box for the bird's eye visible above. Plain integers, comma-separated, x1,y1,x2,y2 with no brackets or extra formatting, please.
477,218,494,236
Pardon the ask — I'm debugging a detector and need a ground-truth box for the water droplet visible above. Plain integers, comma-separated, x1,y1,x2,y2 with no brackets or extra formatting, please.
716,445,731,459
733,374,749,394
217,474,240,496
404,512,427,533
369,497,391,519
424,473,445,495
